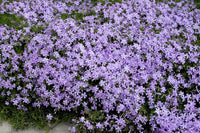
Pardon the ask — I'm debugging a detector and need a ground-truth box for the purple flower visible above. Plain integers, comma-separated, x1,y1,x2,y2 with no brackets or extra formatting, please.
117,104,125,113
96,122,103,129
47,114,53,120
69,126,76,133
84,120,93,130
116,117,126,128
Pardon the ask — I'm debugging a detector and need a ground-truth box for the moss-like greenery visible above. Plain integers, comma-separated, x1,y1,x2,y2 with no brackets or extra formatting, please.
0,13,27,30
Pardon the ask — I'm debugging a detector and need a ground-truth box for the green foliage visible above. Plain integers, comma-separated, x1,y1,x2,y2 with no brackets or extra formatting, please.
75,13,84,20
61,9,96,21
0,103,80,130
0,13,27,30
84,110,105,122
61,13,69,20
30,25,44,33
152,27,161,34
0,0,20,5
0,105,48,129
13,43,26,54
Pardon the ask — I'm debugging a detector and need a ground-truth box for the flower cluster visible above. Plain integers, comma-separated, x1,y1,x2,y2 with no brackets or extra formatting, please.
0,0,200,132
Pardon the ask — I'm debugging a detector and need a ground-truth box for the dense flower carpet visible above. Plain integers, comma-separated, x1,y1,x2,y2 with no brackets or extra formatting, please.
0,0,200,132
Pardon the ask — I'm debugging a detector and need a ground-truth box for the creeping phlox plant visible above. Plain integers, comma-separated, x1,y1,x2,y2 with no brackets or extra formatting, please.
0,0,200,132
